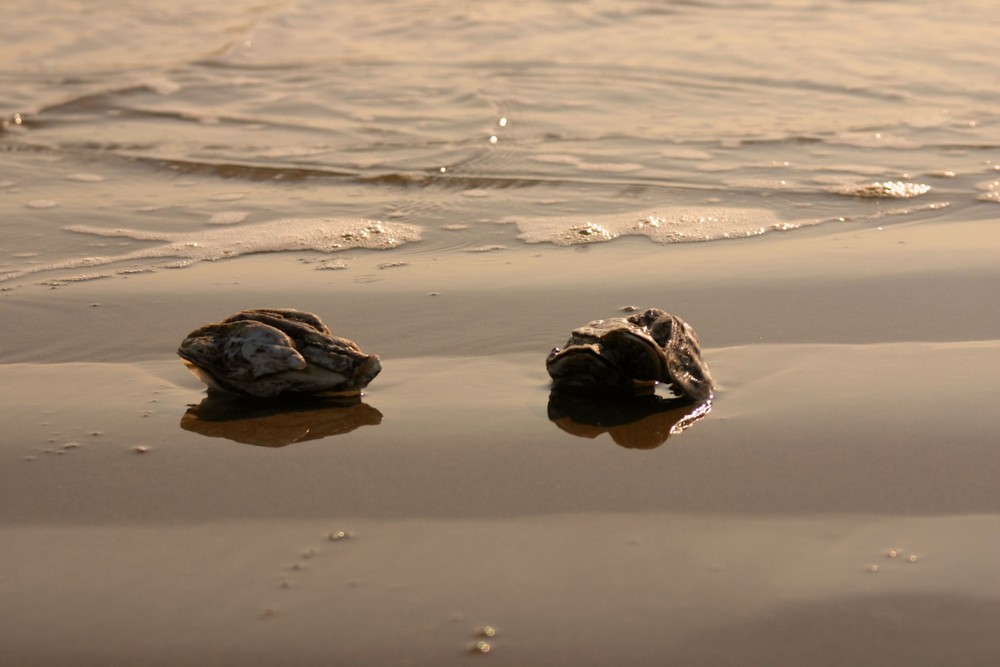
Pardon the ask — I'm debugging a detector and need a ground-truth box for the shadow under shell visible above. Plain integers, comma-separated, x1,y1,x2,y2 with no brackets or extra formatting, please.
547,389,711,450
180,393,382,447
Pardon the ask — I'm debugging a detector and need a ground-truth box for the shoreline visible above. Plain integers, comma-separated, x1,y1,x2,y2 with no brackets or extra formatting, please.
2,213,999,664
2,215,998,364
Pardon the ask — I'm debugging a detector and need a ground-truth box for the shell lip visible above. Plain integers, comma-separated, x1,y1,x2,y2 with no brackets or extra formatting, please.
188,389,367,417
180,354,377,399
546,344,632,392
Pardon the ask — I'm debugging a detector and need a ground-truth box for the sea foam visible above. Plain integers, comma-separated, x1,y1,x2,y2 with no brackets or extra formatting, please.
504,207,789,246
0,218,422,284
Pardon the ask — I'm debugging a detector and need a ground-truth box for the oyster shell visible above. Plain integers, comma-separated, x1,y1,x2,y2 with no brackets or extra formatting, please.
546,308,714,400
178,308,381,398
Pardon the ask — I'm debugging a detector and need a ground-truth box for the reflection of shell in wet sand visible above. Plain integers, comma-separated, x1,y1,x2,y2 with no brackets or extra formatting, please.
546,308,714,400
181,394,382,447
548,392,711,449
178,308,381,398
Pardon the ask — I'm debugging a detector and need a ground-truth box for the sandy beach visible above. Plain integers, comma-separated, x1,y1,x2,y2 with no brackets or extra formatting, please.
2,214,999,665
3,0,1000,663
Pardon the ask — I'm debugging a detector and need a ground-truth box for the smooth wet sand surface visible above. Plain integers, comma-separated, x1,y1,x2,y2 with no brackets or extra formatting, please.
4,0,1000,661
2,217,999,665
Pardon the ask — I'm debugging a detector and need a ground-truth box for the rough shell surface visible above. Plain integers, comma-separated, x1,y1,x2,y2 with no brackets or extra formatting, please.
546,308,714,400
178,308,381,398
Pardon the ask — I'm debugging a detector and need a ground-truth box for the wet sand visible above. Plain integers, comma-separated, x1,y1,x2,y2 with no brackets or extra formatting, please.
2,217,1000,665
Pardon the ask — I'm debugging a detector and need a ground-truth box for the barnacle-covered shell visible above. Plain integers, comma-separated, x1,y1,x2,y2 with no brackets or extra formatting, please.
178,308,381,398
546,308,714,400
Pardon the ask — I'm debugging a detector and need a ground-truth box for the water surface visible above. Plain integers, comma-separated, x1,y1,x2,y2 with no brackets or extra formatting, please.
1,0,997,283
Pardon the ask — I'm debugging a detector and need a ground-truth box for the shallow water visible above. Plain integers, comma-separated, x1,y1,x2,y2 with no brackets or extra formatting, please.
1,0,997,284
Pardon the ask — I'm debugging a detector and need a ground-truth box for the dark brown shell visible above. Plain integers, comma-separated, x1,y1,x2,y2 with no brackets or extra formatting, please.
546,308,714,400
